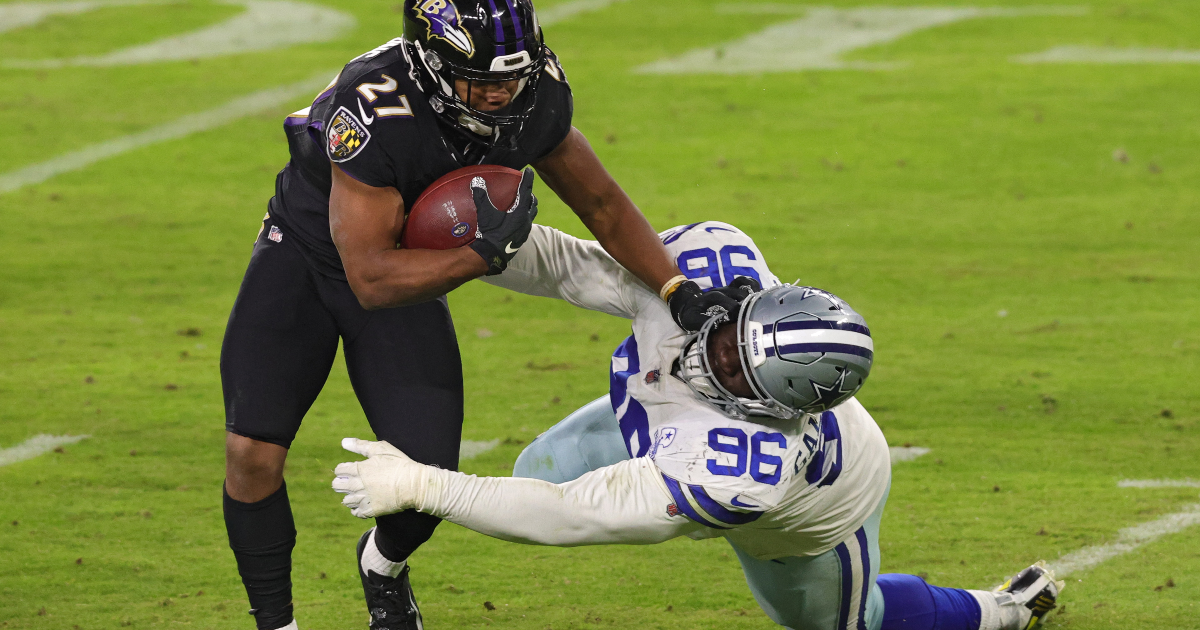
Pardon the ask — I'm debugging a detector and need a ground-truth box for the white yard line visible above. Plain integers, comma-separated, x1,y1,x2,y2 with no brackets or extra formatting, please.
1118,479,1200,489
889,446,931,463
0,0,163,34
1014,46,1200,64
1045,503,1200,578
460,439,501,461
0,434,90,467
636,5,1086,74
2,0,355,68
0,70,336,194
538,0,629,27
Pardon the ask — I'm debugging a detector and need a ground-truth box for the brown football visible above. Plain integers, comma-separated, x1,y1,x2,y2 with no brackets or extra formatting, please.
399,165,523,250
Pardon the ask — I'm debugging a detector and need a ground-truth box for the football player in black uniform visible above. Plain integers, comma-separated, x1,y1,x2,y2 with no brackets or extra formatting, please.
220,1,738,628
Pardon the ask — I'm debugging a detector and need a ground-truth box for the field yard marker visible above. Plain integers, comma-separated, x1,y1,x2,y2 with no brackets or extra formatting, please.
636,5,1086,74
0,70,337,194
889,446,930,463
461,439,501,461
1045,502,1200,578
1014,46,1200,65
1118,479,1200,489
0,434,90,467
0,0,161,34
2,0,355,68
538,0,629,26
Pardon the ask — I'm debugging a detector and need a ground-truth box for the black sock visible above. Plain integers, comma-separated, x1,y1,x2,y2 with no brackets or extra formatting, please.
224,481,296,630
372,511,441,564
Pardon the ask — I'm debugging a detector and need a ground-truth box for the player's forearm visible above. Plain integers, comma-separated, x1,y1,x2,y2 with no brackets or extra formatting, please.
418,458,693,546
344,247,488,309
533,128,681,293
579,194,679,292
482,225,638,318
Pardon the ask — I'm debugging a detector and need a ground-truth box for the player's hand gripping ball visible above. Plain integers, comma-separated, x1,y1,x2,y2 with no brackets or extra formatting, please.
332,438,429,519
400,165,538,275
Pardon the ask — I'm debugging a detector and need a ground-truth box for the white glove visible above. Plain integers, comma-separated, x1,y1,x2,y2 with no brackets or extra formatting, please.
332,438,429,519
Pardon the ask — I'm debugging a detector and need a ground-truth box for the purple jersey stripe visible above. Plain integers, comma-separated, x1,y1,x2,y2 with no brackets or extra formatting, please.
504,0,525,52
314,85,336,104
834,542,854,630
486,0,506,56
854,527,871,630
661,475,728,530
687,484,763,525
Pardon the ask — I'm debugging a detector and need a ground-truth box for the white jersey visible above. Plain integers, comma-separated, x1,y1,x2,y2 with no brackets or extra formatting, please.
483,222,890,559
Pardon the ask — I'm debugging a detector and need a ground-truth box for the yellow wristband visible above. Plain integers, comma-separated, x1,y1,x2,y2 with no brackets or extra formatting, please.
659,274,688,302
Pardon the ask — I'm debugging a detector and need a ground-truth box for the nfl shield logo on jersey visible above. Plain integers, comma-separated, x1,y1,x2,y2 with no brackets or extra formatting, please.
327,107,371,162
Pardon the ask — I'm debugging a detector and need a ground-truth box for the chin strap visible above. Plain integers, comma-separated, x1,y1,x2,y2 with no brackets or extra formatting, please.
457,114,494,137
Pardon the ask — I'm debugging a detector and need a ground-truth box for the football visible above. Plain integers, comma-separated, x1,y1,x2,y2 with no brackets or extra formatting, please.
399,164,523,250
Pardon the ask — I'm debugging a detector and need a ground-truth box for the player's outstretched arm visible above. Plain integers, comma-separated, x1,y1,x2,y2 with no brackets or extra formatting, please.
483,224,642,319
329,164,489,309
533,128,681,295
334,439,700,546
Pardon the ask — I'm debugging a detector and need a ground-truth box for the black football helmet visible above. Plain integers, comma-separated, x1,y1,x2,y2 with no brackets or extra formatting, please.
402,0,547,147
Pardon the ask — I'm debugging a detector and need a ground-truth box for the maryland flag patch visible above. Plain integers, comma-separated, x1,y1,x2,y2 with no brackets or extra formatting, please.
326,106,371,162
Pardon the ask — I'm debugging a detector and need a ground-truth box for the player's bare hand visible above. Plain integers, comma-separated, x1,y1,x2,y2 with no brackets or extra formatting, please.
468,167,538,276
332,438,427,519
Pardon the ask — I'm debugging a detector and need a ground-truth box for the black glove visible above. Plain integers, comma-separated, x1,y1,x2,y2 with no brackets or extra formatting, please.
668,276,763,332
711,276,762,304
668,280,739,332
468,167,538,276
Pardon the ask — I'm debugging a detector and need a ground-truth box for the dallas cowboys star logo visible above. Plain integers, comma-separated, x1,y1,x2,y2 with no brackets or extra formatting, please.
807,366,854,411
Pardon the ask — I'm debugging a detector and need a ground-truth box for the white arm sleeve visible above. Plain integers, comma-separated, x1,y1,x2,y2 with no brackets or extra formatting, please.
417,457,702,546
481,224,645,319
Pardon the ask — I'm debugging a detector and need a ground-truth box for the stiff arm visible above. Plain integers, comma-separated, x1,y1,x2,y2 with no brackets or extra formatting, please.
333,439,702,546
481,224,653,319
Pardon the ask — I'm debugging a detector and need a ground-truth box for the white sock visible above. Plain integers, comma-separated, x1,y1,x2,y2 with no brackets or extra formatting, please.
968,590,1004,630
269,621,298,630
360,528,406,579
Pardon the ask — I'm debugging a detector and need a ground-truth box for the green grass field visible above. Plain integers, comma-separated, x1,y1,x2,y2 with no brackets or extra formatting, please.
2,0,1199,627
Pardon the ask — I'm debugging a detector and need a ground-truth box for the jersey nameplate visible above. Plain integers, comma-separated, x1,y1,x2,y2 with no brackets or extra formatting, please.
327,106,371,162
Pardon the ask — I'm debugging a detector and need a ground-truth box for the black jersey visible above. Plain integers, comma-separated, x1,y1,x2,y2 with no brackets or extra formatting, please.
268,38,573,278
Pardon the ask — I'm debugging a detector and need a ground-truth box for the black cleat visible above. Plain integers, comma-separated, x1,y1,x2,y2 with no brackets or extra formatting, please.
356,529,423,630
994,561,1065,629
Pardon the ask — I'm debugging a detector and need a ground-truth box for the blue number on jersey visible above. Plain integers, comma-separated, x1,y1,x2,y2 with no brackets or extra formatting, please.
720,245,761,285
678,248,722,289
707,428,787,486
706,428,747,476
804,411,843,487
750,432,786,485
678,245,762,289
610,334,651,457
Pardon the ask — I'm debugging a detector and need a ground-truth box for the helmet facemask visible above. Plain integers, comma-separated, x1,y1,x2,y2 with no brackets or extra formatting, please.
409,37,546,148
677,296,801,421
679,285,872,420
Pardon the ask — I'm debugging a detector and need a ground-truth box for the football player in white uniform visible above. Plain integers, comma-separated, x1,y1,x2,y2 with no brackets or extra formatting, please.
332,222,1063,630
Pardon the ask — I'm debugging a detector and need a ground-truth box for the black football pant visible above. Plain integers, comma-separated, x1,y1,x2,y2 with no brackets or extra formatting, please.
220,217,463,629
